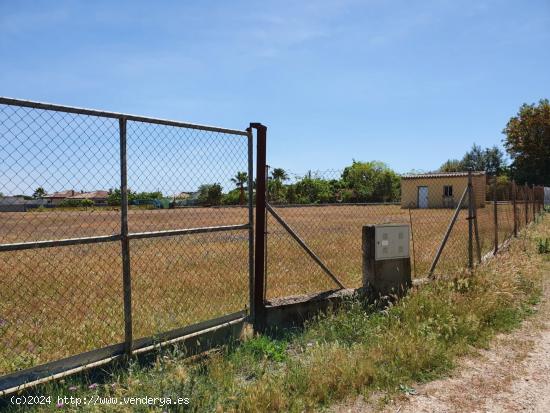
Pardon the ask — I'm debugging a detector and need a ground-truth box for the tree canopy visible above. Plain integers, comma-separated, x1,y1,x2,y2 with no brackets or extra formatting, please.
267,161,401,205
198,183,223,206
438,144,507,176
503,99,550,185
341,161,400,202
231,172,248,205
33,187,47,198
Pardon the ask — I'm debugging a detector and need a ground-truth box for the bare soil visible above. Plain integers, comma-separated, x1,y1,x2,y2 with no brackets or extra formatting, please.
333,257,550,413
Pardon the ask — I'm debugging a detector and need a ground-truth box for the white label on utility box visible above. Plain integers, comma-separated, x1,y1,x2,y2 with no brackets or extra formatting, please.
374,224,410,261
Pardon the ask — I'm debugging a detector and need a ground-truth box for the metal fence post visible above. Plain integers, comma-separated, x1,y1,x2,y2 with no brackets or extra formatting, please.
532,184,536,222
250,123,267,331
264,164,269,301
512,180,518,236
468,171,474,270
523,182,529,226
535,186,540,215
493,177,498,254
119,117,133,355
246,127,255,323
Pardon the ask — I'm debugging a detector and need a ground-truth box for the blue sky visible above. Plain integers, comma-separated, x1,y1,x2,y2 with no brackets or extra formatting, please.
1,0,549,175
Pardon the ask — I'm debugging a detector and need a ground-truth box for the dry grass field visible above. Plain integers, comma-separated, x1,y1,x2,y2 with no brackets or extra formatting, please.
0,202,525,376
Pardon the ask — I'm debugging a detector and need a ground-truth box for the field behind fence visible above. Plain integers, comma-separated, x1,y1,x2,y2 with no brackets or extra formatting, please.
0,97,546,393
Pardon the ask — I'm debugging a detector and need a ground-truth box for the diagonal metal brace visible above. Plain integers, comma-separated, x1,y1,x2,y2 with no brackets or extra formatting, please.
428,186,469,278
266,203,346,289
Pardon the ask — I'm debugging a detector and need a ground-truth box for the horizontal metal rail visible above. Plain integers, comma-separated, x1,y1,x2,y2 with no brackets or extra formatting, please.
0,224,250,252
0,311,246,396
0,96,248,136
127,224,250,240
0,234,121,252
270,202,401,208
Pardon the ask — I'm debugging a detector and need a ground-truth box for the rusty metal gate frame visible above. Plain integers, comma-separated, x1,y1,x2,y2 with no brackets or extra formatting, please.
0,96,255,395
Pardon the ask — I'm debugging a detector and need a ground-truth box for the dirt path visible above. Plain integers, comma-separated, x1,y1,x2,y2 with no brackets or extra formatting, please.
331,257,550,413
385,262,550,413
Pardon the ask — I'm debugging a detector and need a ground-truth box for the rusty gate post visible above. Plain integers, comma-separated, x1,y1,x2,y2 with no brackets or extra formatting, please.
250,123,267,331
540,186,543,214
493,177,498,254
523,182,529,226
535,186,544,215
468,171,474,270
532,184,536,222
119,117,133,355
512,180,518,237
246,127,254,328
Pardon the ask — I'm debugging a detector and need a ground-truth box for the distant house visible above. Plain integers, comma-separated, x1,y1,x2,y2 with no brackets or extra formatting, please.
44,190,76,205
401,171,486,209
174,191,200,207
68,190,110,205
175,192,195,200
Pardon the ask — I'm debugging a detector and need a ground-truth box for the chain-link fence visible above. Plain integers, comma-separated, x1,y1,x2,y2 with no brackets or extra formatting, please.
264,168,545,300
0,98,253,385
0,99,546,392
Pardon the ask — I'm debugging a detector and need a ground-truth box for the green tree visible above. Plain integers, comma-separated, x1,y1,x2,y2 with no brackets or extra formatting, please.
198,183,223,206
268,168,289,202
33,187,46,198
293,177,334,204
483,146,507,176
341,161,400,202
134,191,163,200
107,189,136,205
231,172,248,205
440,145,507,176
439,159,463,172
503,99,550,185
271,168,289,182
222,189,245,205
461,144,486,172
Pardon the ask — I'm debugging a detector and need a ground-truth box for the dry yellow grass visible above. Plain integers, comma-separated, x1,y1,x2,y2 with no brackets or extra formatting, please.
0,202,531,375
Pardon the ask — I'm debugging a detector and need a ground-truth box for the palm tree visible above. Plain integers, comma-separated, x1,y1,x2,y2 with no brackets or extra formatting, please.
269,168,289,202
271,168,289,182
231,172,248,205
33,187,46,198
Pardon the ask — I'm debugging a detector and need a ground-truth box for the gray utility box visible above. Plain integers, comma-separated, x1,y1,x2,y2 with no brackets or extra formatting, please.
362,224,411,297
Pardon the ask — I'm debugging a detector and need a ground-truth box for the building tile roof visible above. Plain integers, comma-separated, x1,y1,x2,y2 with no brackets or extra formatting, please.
68,190,110,200
401,171,486,179
45,190,76,198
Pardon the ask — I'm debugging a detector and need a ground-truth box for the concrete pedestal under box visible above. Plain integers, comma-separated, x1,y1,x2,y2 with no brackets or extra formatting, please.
362,224,412,297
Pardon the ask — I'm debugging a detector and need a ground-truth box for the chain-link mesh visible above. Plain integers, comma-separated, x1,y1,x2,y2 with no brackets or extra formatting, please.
265,169,544,299
1,97,546,385
125,120,249,339
264,169,472,296
130,232,249,339
0,103,122,375
0,99,251,379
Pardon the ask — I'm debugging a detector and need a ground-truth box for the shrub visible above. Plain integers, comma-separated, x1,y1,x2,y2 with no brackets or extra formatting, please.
59,199,94,208
536,238,550,254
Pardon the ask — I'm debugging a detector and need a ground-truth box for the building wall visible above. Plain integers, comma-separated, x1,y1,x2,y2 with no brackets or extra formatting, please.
401,175,486,208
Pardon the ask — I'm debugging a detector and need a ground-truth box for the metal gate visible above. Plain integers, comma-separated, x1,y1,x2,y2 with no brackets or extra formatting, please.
0,97,254,393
